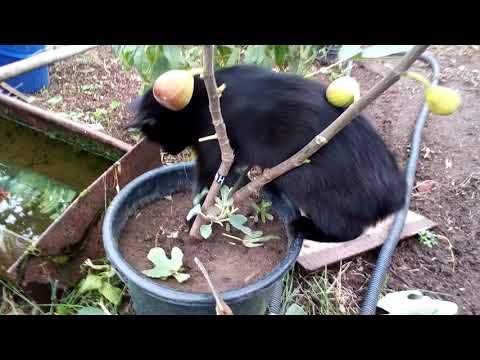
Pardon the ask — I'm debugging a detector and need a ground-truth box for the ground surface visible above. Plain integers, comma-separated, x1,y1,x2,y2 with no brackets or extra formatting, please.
4,45,478,314
346,45,480,314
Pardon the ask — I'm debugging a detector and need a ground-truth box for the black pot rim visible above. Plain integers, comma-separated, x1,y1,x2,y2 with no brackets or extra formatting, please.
102,162,304,306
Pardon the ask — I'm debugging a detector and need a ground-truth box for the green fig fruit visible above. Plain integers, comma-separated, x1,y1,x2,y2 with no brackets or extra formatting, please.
326,76,361,108
425,85,461,116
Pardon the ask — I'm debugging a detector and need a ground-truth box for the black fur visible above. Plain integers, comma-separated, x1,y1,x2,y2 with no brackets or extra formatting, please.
127,64,406,242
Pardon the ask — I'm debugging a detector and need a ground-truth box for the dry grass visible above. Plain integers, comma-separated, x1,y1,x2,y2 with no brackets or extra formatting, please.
282,262,361,315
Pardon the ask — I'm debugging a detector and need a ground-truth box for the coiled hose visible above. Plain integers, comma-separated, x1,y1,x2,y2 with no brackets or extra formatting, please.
360,52,440,314
268,280,284,314
268,51,441,315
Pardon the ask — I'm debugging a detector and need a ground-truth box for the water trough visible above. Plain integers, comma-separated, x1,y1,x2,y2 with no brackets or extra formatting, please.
0,92,163,301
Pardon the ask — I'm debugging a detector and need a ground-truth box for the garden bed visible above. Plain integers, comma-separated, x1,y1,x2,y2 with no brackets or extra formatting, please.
5,45,478,315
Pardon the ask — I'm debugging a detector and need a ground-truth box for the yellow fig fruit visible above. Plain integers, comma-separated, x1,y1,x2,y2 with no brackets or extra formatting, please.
425,85,461,116
153,69,195,111
326,76,361,108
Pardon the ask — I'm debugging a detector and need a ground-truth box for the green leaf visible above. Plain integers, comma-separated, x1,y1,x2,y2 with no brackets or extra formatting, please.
226,47,240,66
261,200,271,209
238,225,253,236
51,255,70,265
47,95,63,106
120,45,138,68
139,247,190,282
193,187,209,205
169,247,184,271
244,45,271,68
337,45,363,62
78,274,103,294
216,45,234,66
273,45,289,69
186,204,202,221
285,303,307,315
360,45,414,59
172,273,190,283
76,306,108,315
142,247,175,278
265,213,274,221
83,259,111,272
56,304,74,315
99,282,123,306
112,45,122,56
243,234,279,248
229,214,248,229
220,186,231,202
110,100,121,110
149,55,171,82
184,46,203,68
242,240,264,248
244,45,260,63
200,224,213,239
140,83,151,95
163,45,184,69
145,45,160,65
81,84,96,92
103,267,116,279
250,230,264,238
133,46,147,73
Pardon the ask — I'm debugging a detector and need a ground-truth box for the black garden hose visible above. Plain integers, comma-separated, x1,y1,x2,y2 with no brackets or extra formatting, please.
360,51,440,315
268,51,441,315
268,279,285,314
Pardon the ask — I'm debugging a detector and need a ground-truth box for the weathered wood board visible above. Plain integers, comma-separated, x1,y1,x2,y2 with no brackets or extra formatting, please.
297,211,437,272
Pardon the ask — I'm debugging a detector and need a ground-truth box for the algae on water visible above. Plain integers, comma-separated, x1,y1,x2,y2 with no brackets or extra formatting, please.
0,164,78,240
0,118,113,240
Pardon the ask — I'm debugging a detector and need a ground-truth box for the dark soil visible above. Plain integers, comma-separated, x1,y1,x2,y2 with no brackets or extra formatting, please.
119,192,288,293
33,45,194,164
33,46,141,145
335,45,480,314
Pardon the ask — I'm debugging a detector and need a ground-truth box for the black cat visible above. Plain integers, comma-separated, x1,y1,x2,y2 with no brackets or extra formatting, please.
127,64,406,242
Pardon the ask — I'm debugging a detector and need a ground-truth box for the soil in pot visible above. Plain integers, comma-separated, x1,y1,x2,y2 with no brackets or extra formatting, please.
119,191,289,293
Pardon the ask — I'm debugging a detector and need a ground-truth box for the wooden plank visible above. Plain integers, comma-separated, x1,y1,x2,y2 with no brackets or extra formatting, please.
297,210,437,273
0,82,35,103
0,227,31,279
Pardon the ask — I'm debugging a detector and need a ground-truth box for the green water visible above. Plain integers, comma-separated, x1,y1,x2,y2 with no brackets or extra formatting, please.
0,119,114,240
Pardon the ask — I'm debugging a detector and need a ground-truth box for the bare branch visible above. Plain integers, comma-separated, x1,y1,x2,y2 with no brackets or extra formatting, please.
0,45,99,83
189,45,235,238
231,45,430,204
194,257,233,315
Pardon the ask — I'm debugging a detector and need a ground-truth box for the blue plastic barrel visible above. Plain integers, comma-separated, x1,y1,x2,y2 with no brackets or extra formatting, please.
0,45,50,94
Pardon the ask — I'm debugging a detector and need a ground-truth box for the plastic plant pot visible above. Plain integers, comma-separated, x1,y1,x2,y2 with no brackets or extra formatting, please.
102,162,304,315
